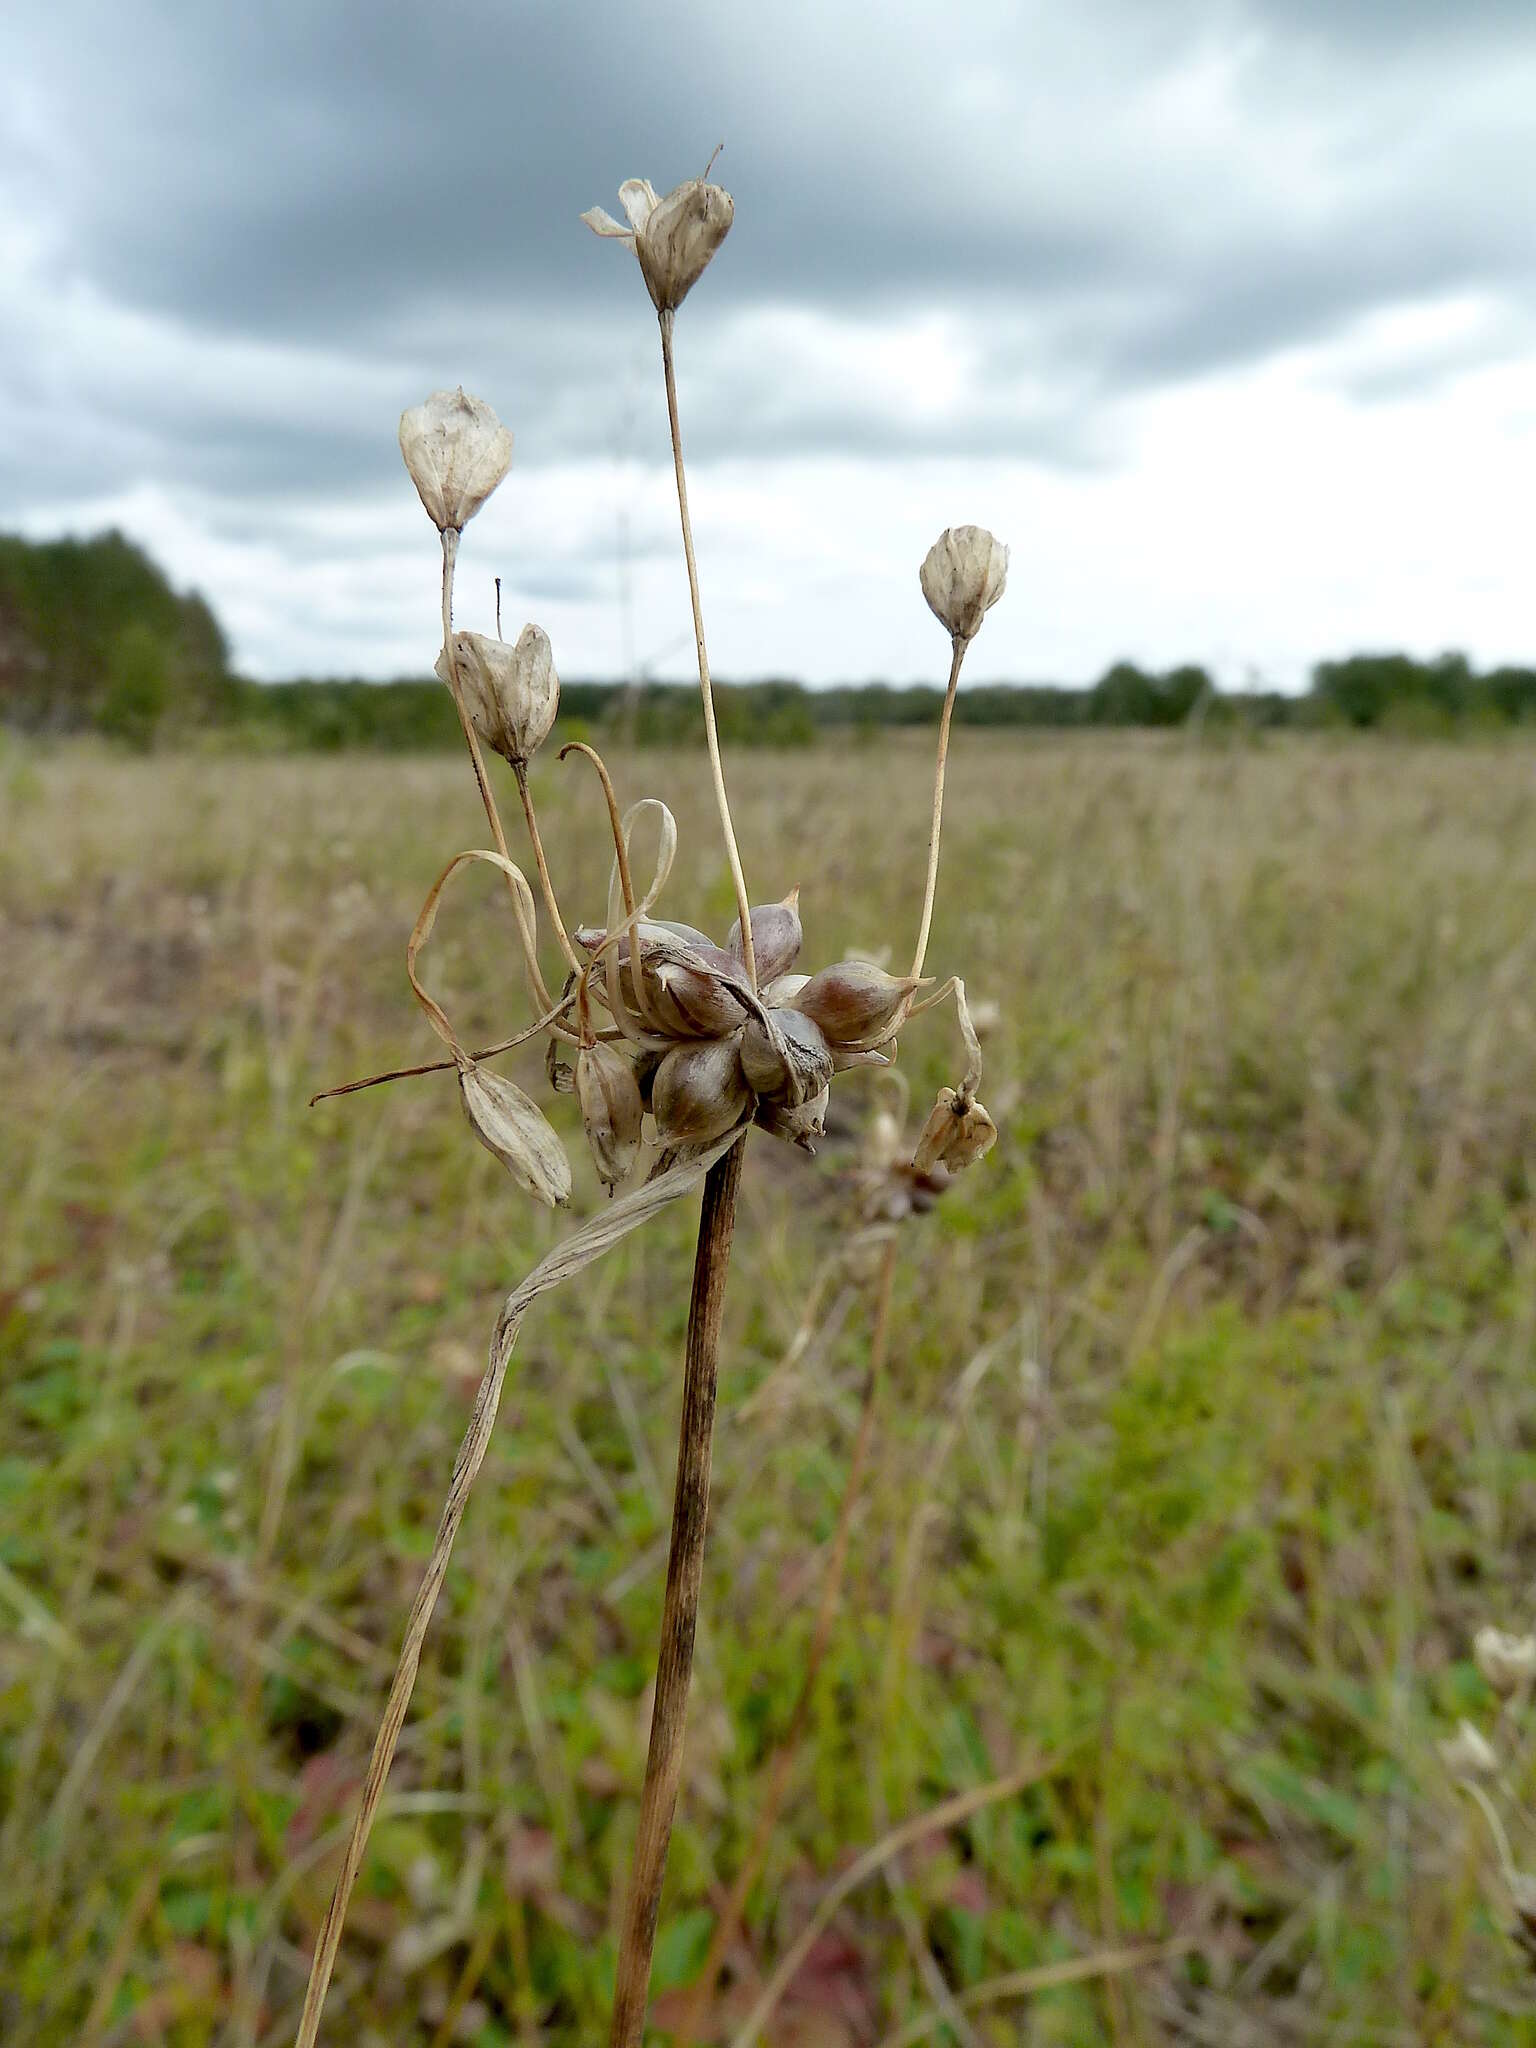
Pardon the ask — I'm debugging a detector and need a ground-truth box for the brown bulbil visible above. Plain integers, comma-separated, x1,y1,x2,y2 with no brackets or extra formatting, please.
739,1006,831,1106
646,944,753,1039
728,889,802,985
575,1041,645,1190
651,1036,752,1145
792,960,925,1047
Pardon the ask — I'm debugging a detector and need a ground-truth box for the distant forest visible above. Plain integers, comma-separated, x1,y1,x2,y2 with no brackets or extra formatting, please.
4,528,1536,749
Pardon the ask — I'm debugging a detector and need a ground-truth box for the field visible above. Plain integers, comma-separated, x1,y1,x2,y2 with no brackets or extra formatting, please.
5,732,1536,2046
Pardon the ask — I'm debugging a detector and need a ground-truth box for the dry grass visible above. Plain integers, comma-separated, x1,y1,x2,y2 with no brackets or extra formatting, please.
5,730,1536,2044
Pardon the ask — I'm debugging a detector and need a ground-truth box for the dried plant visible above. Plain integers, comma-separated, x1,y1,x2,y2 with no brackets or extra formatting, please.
296,155,1007,2048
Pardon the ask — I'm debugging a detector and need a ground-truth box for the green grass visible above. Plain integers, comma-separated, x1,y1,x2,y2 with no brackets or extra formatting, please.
5,732,1536,2044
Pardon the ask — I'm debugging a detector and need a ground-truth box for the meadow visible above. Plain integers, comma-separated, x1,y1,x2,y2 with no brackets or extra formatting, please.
5,731,1536,2046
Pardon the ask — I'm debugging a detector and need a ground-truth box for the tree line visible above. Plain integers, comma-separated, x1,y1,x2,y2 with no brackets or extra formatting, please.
4,530,1535,749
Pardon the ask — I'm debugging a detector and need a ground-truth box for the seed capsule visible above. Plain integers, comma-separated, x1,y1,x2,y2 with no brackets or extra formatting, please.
792,961,924,1047
583,175,734,314
919,524,1009,643
911,1088,998,1175
399,388,513,533
458,1062,571,1207
651,1036,751,1144
575,1041,644,1190
728,889,802,985
436,625,558,766
739,1006,832,1106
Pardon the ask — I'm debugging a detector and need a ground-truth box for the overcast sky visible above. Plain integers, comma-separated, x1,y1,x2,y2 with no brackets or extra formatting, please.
3,1,1533,689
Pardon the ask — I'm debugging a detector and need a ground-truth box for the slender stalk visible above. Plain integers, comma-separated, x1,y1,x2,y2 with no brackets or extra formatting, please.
608,1141,744,2047
659,308,757,990
513,758,582,976
438,531,561,1014
675,1237,897,2044
909,636,969,982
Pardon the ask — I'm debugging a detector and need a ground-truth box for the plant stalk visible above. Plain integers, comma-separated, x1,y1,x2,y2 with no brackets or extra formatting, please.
910,635,969,982
658,308,757,990
608,1139,745,2047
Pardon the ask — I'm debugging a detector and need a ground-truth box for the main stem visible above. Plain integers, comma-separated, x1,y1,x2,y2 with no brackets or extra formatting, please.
659,309,757,991
608,1141,744,2047
909,635,968,982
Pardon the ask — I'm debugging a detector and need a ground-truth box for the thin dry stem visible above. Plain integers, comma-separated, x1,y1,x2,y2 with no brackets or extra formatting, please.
725,1753,1064,2048
608,1139,745,2048
659,308,756,990
513,758,582,976
873,1942,1195,2048
910,636,969,982
675,1237,897,2043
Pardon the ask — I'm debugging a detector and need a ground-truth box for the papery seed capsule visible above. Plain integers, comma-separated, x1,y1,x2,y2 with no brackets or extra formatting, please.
459,1062,572,1207
755,1085,829,1154
436,625,558,766
739,1006,832,1106
651,1036,751,1144
575,1041,644,1190
911,1087,998,1176
1474,1626,1536,1696
728,889,802,985
399,388,513,533
792,961,924,1048
919,525,1009,643
583,176,734,314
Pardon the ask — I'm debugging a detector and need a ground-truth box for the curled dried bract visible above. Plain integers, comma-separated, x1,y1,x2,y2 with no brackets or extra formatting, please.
399,388,513,533
459,1062,572,1207
436,625,559,767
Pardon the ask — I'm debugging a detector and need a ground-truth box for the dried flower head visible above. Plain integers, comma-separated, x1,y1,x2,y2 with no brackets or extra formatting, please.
399,388,514,533
911,1087,998,1176
920,524,1009,643
1439,1718,1500,1780
583,174,734,313
436,626,559,767
1475,1625,1536,1696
